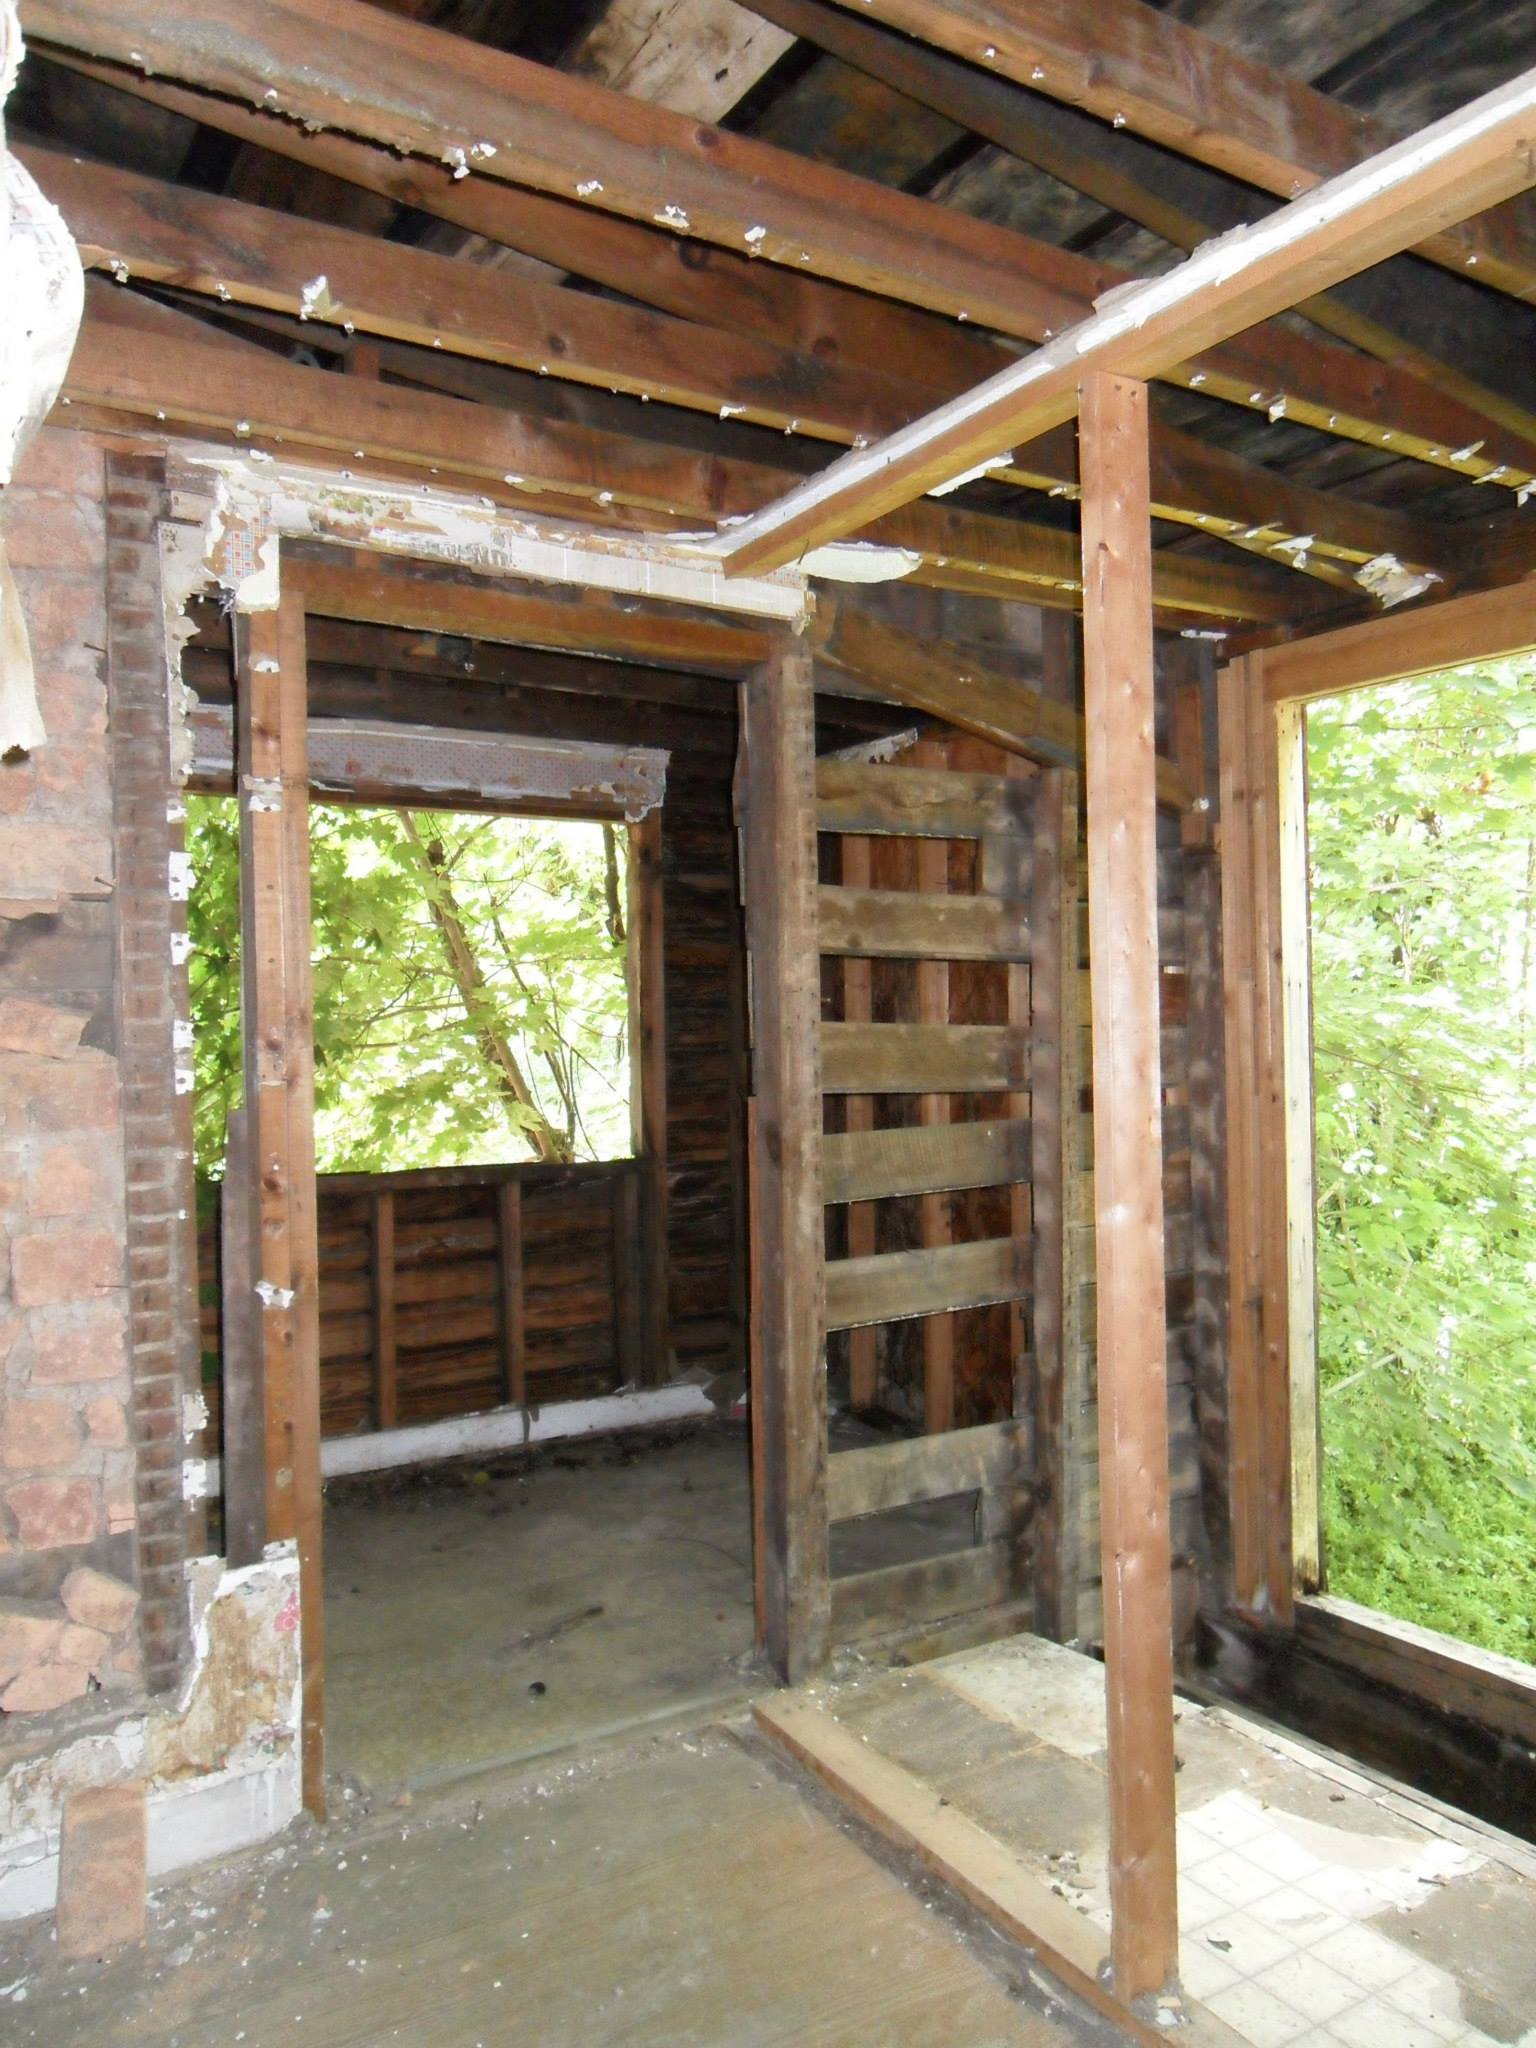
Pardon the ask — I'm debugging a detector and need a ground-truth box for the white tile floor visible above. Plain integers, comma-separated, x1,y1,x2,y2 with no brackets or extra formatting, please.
1171,1790,1536,2048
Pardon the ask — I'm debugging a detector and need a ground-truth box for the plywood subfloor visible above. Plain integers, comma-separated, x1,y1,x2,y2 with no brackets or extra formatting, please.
779,1636,1536,2048
4,1720,1109,2048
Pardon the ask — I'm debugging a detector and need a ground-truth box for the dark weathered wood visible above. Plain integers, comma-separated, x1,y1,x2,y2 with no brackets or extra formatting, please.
825,1236,1029,1331
218,1108,265,1566
1025,766,1083,1644
370,1189,398,1430
820,1021,1028,1095
818,885,1029,963
1079,372,1177,2002
823,1117,1032,1206
833,0,1536,305
744,635,829,1682
816,760,1029,839
611,1170,644,1391
496,1181,525,1407
830,1538,1029,1642
912,747,957,1435
235,587,325,1820
839,836,879,1411
629,809,669,1386
812,606,1192,806
828,1417,1030,1521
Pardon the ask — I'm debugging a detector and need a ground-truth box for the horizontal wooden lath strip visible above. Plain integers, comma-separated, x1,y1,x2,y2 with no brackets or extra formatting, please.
823,1117,1032,1205
821,1022,1028,1094
815,761,1031,838
820,886,1029,962
830,1537,1029,1642
828,1418,1031,1522
825,1236,1028,1330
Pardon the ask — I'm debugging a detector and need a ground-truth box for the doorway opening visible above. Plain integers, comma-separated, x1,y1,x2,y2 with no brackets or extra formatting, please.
1305,653,1536,1663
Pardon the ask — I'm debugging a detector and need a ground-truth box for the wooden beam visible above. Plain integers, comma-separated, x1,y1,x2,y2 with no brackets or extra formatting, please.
818,883,1029,962
823,1115,1031,1206
1261,577,1536,702
718,69,1536,574
235,589,325,1820
827,1417,1029,1519
37,20,1535,497
825,1236,1028,1329
62,305,1304,625
218,1108,265,1566
744,635,829,1682
811,605,1192,807
750,0,1536,484
30,148,1450,582
828,0,1536,306
1079,374,1177,2001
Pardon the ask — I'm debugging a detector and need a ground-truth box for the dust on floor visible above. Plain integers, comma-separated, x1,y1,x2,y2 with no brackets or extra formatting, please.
1,1714,1115,2048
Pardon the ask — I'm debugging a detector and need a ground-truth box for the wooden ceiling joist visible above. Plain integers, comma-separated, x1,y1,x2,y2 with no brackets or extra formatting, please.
747,0,1536,463
716,65,1536,576
27,4,1536,494
28,140,1446,582
824,0,1536,306
61,301,1317,624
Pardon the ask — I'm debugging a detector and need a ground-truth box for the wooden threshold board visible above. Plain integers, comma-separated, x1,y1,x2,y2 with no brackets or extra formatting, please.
753,1694,1247,2048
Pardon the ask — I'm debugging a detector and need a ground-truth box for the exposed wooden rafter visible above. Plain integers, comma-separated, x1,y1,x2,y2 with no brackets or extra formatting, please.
25,4,1536,495
822,0,1536,305
716,67,1536,575
60,299,1320,624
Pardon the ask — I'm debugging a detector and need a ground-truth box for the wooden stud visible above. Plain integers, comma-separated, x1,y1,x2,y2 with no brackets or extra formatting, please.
218,1108,265,1567
235,586,325,1820
913,739,955,1435
1079,372,1178,2002
611,1170,645,1391
496,1181,526,1408
742,634,829,1682
839,837,879,1412
1025,765,1084,1644
1262,579,1536,704
628,810,670,1385
370,1189,398,1431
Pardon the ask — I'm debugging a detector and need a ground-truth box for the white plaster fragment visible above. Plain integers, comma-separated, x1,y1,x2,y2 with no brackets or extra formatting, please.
172,1018,194,1052
298,273,341,322
442,145,470,179
255,1279,295,1310
242,773,283,813
170,931,191,966
799,540,922,584
926,451,1015,496
251,656,279,674
183,1388,210,1439
173,1063,195,1096
653,203,691,230
575,178,603,197
1354,552,1441,608
182,1457,210,1503
823,726,921,765
168,850,193,900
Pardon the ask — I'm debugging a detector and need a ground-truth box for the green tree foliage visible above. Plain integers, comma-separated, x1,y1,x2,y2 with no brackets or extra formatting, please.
1307,656,1536,1660
186,799,632,1176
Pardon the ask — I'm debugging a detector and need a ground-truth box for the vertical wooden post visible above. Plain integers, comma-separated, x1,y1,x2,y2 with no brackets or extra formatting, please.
496,1180,526,1408
1276,704,1321,1593
1079,372,1178,2003
1217,658,1295,1624
628,810,669,1384
371,1189,398,1431
235,586,325,1820
839,836,878,1412
913,738,955,1434
611,1169,644,1388
1026,764,1084,1644
219,1108,265,1567
742,631,829,1683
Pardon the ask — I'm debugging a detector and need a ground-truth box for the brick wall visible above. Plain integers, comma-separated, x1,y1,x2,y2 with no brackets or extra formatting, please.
0,430,201,1726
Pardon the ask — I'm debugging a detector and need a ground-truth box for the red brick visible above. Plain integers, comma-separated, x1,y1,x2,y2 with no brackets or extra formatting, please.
0,999,87,1060
6,1477,98,1548
60,1565,138,1635
29,1301,128,1383
29,1137,117,1219
57,1621,111,1671
11,1228,122,1306
6,495,104,574
11,428,105,496
1,1394,83,1472
57,1783,148,1957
